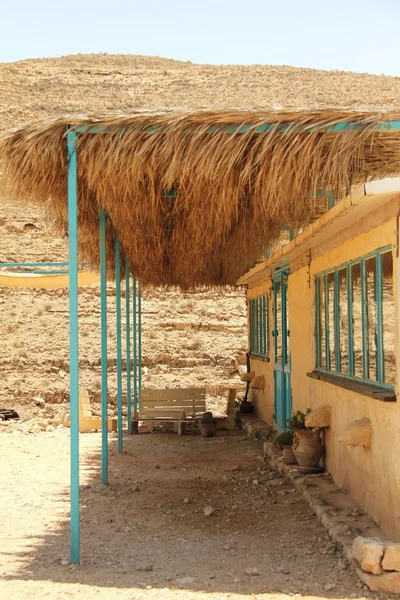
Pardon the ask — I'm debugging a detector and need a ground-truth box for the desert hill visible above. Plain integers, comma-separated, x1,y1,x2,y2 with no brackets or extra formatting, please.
1,54,399,421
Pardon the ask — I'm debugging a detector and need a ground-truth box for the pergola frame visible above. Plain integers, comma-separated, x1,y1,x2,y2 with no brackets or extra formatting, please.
65,118,400,563
67,128,143,563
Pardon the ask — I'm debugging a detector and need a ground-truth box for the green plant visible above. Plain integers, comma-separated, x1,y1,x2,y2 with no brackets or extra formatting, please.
276,429,293,447
285,409,311,434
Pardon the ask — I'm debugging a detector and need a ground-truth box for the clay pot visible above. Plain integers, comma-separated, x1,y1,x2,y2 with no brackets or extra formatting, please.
292,429,323,467
282,445,297,464
200,422,217,438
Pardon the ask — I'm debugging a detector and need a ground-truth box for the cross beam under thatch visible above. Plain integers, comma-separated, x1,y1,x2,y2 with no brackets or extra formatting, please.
1,108,400,288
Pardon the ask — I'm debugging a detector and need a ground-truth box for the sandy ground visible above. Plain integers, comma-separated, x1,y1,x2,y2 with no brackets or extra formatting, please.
0,426,391,600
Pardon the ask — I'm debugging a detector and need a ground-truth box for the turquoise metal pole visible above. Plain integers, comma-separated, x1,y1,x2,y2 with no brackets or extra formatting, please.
67,128,80,564
138,286,142,410
100,209,108,485
133,278,138,413
115,238,123,453
125,259,132,434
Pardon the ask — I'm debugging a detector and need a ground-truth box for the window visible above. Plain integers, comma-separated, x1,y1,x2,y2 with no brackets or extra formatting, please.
315,247,395,389
249,293,269,356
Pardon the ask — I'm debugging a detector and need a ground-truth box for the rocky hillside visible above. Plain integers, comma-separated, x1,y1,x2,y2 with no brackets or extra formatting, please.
1,53,400,417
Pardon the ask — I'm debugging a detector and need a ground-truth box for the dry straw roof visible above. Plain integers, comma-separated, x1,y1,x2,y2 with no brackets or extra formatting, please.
1,107,400,288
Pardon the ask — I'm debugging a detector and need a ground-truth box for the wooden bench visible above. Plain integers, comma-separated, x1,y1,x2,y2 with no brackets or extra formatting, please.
132,388,206,435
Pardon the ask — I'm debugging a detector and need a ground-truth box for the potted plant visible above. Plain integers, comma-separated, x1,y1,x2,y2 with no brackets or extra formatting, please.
200,412,217,438
290,409,324,468
276,429,296,464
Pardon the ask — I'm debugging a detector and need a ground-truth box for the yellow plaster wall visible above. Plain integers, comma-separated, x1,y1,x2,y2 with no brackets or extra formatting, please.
248,280,275,424
247,217,400,539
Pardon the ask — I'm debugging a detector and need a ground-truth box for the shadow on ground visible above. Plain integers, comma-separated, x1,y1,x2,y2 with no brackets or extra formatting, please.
2,429,367,598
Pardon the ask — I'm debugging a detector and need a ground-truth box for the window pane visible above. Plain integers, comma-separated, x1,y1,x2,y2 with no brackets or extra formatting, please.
327,272,336,371
338,268,349,374
251,300,255,352
275,281,282,363
318,277,326,369
285,281,290,364
366,257,377,381
352,262,363,378
382,252,395,385
264,295,269,356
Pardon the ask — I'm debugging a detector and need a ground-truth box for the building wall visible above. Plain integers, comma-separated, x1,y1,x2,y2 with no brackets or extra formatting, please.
247,217,400,540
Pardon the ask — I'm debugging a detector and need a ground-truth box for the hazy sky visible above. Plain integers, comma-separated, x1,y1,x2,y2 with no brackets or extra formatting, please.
1,0,400,76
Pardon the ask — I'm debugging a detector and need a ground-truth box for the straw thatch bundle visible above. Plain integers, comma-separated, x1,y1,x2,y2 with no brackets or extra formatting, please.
1,108,400,288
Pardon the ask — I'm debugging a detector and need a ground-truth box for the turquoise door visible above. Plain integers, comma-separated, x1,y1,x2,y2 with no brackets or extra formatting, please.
273,268,292,431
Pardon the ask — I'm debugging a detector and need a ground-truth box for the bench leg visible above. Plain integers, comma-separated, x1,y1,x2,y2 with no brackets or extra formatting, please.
147,421,154,433
177,421,186,436
131,420,139,434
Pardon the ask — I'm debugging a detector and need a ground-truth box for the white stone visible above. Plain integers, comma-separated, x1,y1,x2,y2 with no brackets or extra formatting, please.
204,506,215,517
383,542,400,572
175,577,196,587
305,405,331,428
357,567,400,593
352,536,384,575
32,396,45,407
245,568,260,576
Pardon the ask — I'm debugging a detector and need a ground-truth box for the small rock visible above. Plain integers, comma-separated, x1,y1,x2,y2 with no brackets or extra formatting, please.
33,396,45,407
245,568,259,576
155,464,160,469
131,485,140,492
60,558,69,566
252,479,259,486
175,577,196,587
136,564,153,572
324,583,336,591
183,497,190,504
208,574,216,579
276,566,290,574
204,506,215,517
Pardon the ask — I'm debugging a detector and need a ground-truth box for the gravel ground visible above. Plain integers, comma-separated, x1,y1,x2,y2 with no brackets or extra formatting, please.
0,427,393,600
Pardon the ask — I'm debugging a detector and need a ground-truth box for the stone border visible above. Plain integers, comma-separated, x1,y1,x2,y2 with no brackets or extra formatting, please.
262,441,400,594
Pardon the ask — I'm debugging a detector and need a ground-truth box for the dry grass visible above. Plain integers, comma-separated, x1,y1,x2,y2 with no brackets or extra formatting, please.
1,108,400,288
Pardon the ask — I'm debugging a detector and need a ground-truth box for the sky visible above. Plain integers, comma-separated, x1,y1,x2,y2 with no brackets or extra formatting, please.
1,0,400,76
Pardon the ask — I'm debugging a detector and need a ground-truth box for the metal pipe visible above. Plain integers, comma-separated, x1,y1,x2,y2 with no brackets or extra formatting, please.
67,128,80,564
133,278,138,414
100,209,108,485
125,259,132,434
138,286,142,409
115,239,123,453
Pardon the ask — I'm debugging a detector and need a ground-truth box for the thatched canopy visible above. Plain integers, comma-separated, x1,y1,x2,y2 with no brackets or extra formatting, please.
1,108,400,288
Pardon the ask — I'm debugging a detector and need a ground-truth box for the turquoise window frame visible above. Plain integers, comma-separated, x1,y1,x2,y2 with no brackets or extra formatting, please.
315,246,394,390
249,293,270,357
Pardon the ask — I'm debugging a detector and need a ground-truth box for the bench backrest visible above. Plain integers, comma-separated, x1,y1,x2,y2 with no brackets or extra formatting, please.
140,388,206,418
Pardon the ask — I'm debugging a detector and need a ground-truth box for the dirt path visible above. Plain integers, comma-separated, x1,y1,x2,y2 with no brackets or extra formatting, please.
0,428,381,600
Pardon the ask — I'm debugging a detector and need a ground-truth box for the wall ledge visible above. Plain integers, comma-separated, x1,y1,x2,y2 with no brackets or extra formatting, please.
307,371,396,402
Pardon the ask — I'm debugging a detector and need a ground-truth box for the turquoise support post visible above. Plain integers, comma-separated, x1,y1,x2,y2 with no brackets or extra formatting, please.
133,278,138,413
99,209,108,485
67,128,80,564
125,259,132,434
138,286,142,410
115,238,123,453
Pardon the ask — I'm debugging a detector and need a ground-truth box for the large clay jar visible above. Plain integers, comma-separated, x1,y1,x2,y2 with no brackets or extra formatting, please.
292,429,323,467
